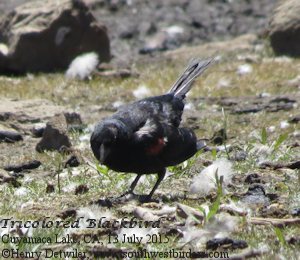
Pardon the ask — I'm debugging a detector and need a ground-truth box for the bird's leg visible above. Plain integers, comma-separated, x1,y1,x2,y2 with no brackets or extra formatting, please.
139,169,166,202
129,174,141,193
119,174,141,198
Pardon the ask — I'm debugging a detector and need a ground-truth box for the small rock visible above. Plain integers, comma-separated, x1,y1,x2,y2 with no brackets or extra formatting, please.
119,25,138,39
0,169,18,185
211,128,227,145
91,198,113,208
4,160,41,173
46,182,55,193
176,203,204,222
244,173,263,184
64,155,80,168
233,150,247,161
246,184,266,195
260,204,288,218
0,130,23,143
241,184,270,206
64,112,84,132
288,236,300,245
30,123,46,138
139,26,184,54
139,32,167,54
289,114,300,124
36,114,72,152
206,237,248,250
75,184,89,195
290,208,300,217
259,160,300,170
57,208,77,219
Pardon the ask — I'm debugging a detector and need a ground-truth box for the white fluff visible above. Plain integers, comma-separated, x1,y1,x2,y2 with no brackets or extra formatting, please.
65,52,99,80
217,78,231,88
62,183,76,193
113,100,124,109
185,102,195,110
190,158,233,195
250,144,273,164
14,187,29,197
163,25,184,37
259,92,271,98
237,64,253,75
268,126,276,133
280,120,289,129
133,85,151,99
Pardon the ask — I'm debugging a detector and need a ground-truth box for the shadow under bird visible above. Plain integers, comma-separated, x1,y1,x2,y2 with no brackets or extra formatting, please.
90,58,213,201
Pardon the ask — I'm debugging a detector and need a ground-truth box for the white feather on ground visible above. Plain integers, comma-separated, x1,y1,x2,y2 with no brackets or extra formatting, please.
65,52,99,80
237,64,253,75
189,158,234,195
133,85,151,99
14,187,30,197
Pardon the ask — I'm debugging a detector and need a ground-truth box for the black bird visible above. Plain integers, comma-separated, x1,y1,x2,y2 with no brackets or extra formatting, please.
91,58,213,201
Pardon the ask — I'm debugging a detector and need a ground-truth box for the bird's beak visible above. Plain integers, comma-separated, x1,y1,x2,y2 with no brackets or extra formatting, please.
99,144,109,163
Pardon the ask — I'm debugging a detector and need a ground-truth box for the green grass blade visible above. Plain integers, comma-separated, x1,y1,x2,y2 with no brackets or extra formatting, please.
273,133,288,151
261,127,267,144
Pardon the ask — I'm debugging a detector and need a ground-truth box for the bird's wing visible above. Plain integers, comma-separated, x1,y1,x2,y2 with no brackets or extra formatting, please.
114,100,163,142
113,98,172,152
160,126,198,165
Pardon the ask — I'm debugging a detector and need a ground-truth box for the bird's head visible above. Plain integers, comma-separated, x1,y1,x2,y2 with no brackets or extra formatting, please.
90,124,118,164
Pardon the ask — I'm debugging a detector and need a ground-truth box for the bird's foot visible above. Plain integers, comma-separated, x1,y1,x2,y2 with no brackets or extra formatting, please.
118,190,135,198
137,194,158,203
115,192,158,203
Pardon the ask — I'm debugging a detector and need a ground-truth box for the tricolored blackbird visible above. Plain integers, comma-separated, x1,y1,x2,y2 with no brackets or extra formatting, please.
91,58,213,201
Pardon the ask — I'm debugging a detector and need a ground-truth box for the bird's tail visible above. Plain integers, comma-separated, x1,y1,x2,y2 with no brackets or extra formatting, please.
168,58,214,99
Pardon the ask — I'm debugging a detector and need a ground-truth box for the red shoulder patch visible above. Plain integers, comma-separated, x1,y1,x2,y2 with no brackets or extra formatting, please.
146,138,165,155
